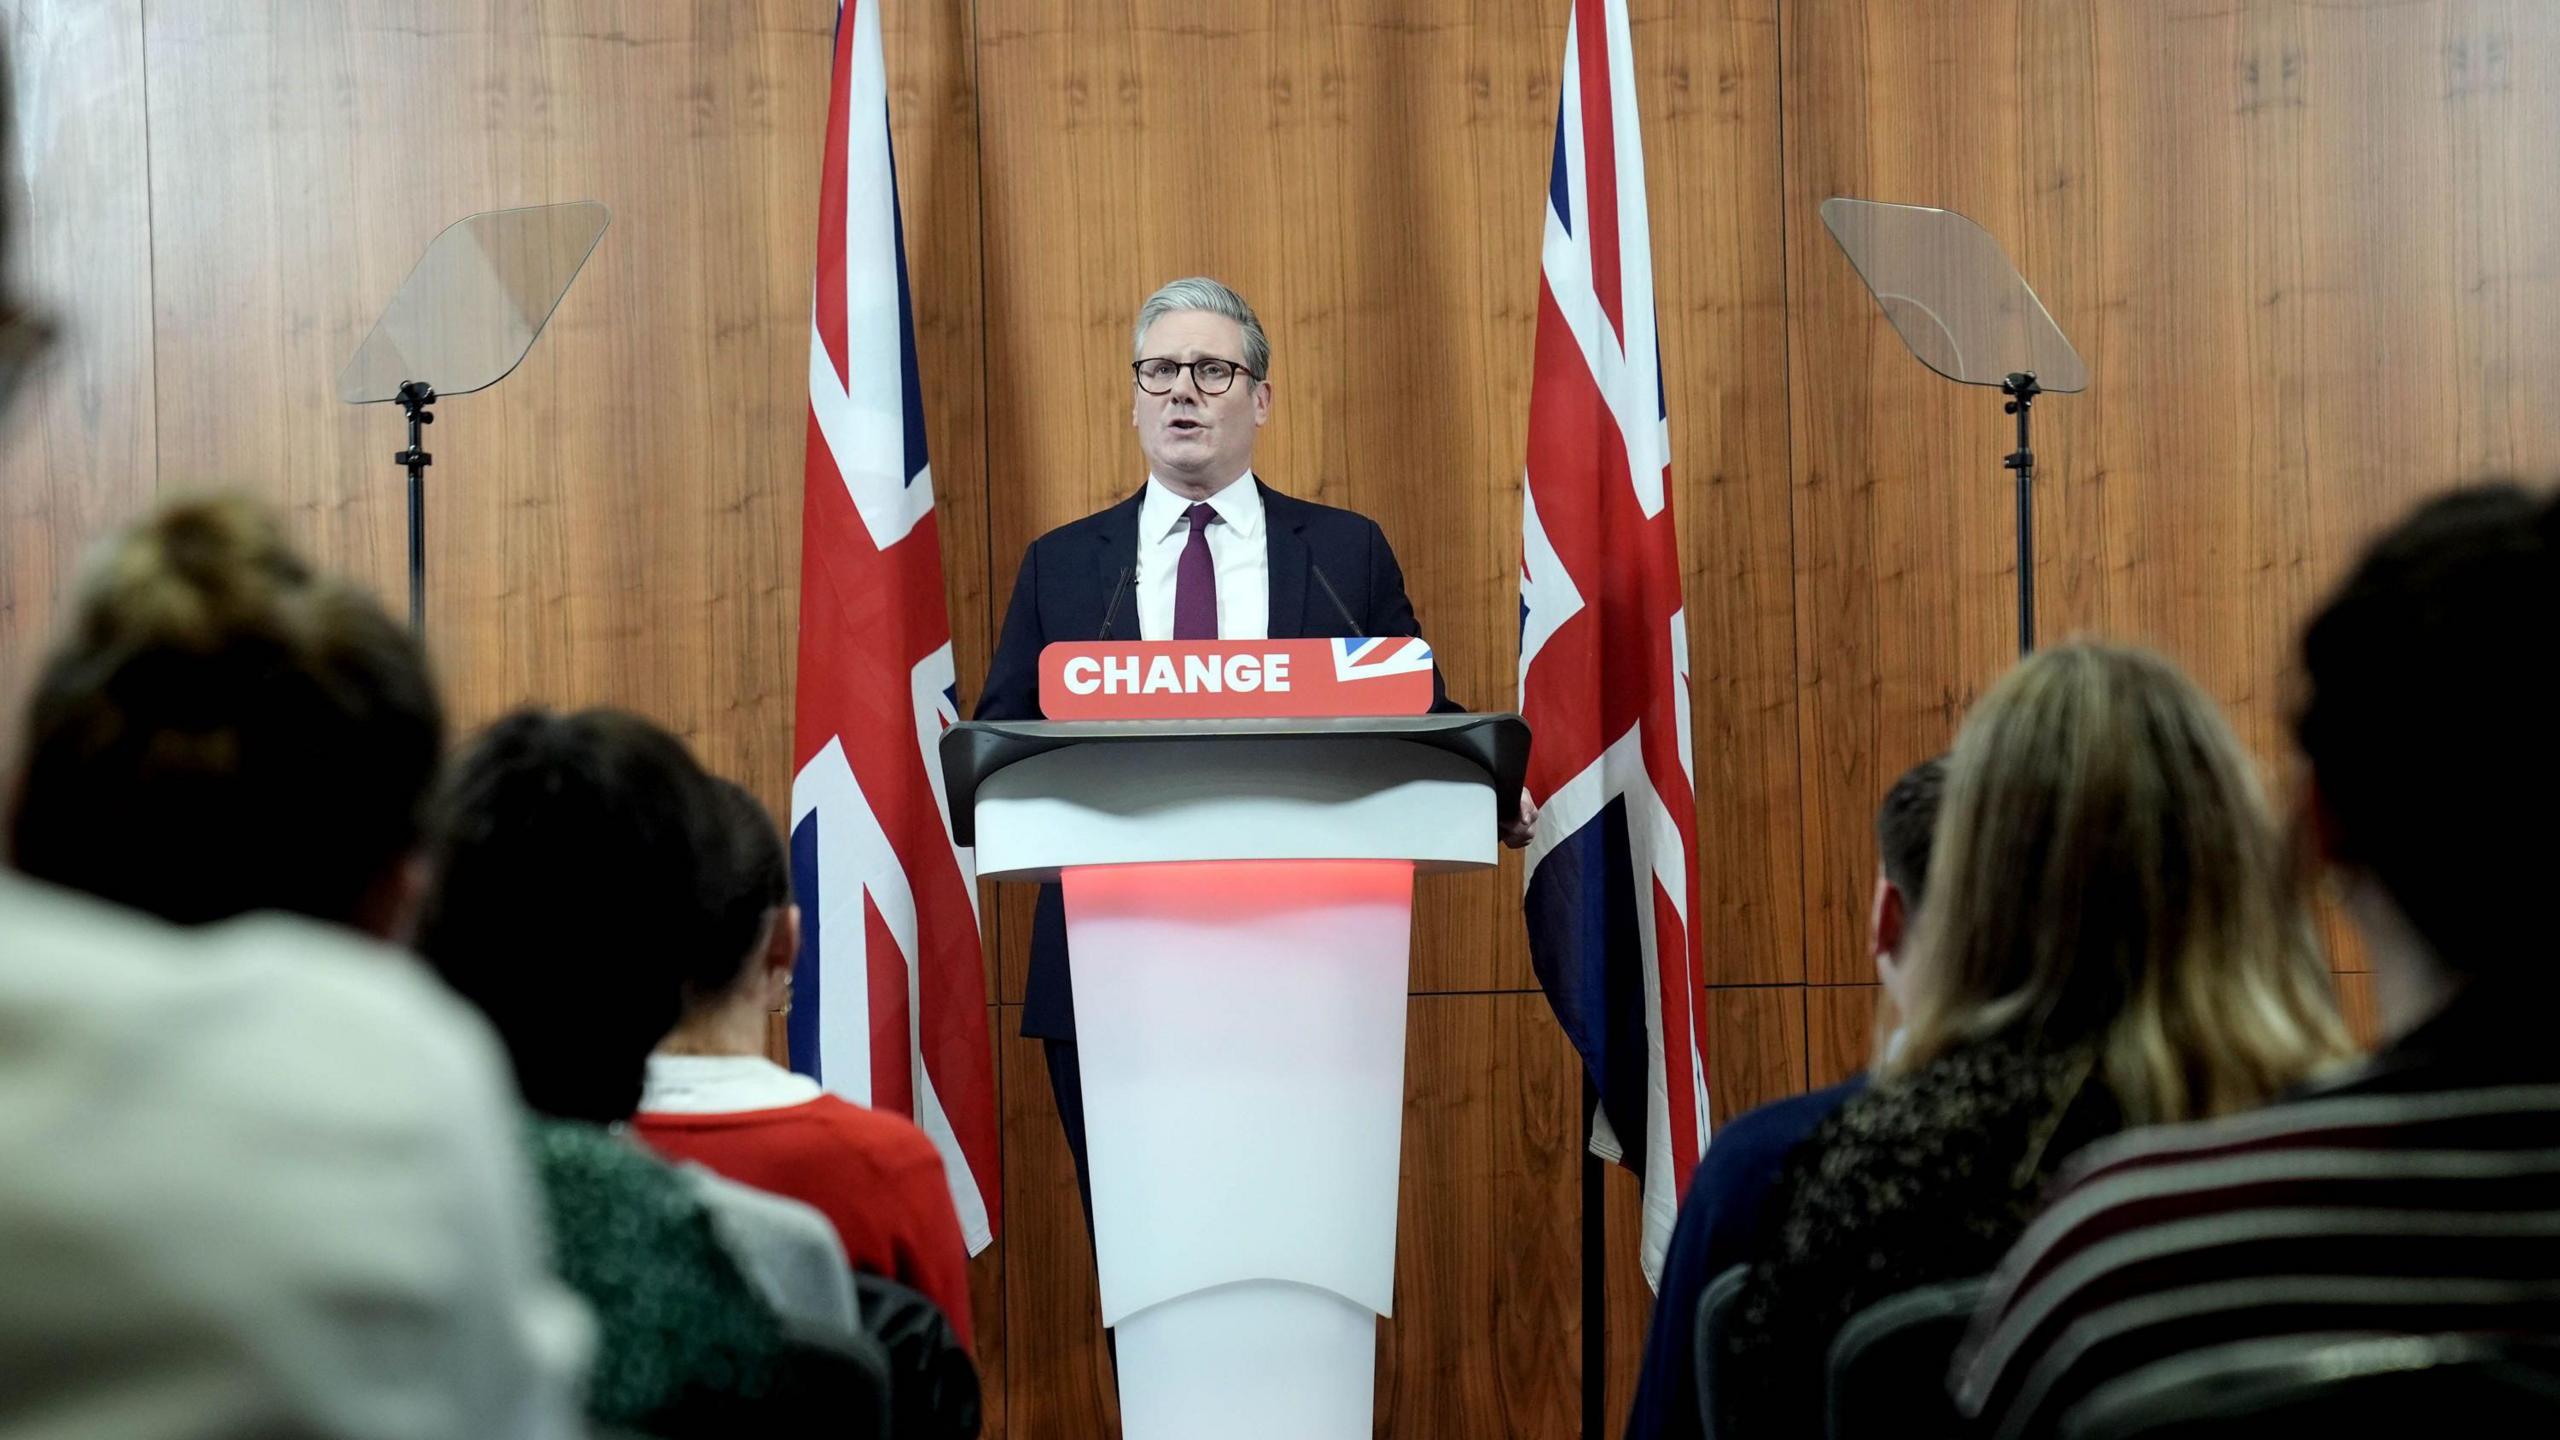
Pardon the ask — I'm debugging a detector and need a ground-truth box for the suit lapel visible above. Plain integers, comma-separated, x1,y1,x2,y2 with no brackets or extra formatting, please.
1091,486,1145,636
1259,479,1312,639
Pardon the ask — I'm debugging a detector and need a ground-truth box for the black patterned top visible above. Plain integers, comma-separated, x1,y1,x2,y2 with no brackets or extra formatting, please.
1719,1034,2123,1437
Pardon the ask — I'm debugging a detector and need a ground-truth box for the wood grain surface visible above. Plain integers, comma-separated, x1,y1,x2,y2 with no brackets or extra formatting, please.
3,3,2551,1434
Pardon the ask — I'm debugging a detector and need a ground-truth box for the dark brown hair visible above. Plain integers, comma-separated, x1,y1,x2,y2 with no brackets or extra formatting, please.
1875,756,1948,905
415,708,748,1122
8,496,442,928
674,777,793,1013
2296,482,2560,979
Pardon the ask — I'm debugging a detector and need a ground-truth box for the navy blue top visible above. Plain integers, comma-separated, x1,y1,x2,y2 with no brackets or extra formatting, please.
1623,1076,1868,1440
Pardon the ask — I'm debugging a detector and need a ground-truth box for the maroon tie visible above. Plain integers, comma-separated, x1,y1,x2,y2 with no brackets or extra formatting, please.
1173,502,1219,639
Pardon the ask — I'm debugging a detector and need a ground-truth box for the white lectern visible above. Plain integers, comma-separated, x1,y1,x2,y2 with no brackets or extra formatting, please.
943,714,1529,1439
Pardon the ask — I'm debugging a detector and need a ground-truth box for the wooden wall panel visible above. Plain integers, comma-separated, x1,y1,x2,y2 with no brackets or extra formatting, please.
2335,969,2382,1053
996,1015,1117,1439
0,0,157,762
968,1006,1010,1440
8,3,2555,1437
1634,0,1804,988
1783,0,2560,991
880,0,1003,1000
1807,982,1878,1090
1704,983,1810,1127
135,0,850,818
1781,0,2037,985
1383,992,1583,1438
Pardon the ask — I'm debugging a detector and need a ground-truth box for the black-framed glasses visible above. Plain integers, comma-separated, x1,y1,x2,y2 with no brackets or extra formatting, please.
1132,356,1258,396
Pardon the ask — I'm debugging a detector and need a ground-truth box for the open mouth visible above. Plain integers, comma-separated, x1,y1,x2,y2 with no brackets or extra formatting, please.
1167,418,1204,433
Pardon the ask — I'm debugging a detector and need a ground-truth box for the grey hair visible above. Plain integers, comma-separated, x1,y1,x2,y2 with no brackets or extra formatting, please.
1132,277,1270,380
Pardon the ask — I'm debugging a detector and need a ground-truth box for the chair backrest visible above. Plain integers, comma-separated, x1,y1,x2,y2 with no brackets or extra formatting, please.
1692,1263,1753,1440
852,1271,983,1440
2062,1333,2560,1440
1824,1274,1991,1440
765,1315,896,1438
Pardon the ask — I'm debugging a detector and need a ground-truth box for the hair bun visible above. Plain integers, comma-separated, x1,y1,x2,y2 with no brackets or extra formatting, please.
82,496,314,651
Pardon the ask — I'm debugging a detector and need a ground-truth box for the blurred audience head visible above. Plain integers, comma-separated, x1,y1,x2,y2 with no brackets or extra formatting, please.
417,707,767,1122
1869,755,1948,1006
662,777,800,1045
2296,481,2560,1000
7,496,442,934
0,43,57,423
1886,641,2348,1122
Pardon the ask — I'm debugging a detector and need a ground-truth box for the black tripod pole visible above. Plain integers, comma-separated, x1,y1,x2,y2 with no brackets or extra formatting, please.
2001,372,2040,657
394,380,437,636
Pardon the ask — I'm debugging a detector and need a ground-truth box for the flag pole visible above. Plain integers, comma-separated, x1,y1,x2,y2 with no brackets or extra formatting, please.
1583,1075,1607,1439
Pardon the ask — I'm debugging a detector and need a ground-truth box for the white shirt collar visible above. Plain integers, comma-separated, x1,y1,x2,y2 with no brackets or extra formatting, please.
1142,470,1263,541
639,1052,824,1115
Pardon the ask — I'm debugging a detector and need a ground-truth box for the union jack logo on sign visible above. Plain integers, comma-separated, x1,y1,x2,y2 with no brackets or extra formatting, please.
1332,636,1436,681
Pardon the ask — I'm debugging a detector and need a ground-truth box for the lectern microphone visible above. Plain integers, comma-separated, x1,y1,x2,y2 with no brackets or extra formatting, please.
1310,561,1363,636
1098,564,1135,640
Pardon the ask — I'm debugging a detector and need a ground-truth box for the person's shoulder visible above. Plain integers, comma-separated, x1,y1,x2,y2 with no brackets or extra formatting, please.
2049,1073,2483,1197
206,914,528,1141
1701,1076,1867,1182
1028,488,1145,549
210,912,503,1067
0,883,584,1440
531,1115,654,1178
531,1118,710,1233
1,874,508,1116
1257,478,1385,537
1788,1045,2091,1219
1986,1090,2386,1290
803,1094,950,1175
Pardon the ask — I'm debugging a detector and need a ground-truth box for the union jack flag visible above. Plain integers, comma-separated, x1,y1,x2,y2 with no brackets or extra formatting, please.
788,0,996,1252
1332,636,1436,681
1518,0,1707,1283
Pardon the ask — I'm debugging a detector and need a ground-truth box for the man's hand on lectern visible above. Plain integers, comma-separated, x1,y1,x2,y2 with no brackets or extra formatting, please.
1501,789,1538,850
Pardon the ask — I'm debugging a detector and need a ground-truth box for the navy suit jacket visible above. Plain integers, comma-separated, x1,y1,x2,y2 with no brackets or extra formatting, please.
972,478,1457,1040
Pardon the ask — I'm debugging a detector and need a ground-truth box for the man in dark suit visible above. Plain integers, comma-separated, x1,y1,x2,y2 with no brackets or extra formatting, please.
973,276,1529,1222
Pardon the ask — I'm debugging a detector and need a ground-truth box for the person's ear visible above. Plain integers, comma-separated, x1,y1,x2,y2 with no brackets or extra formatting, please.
2304,775,2347,866
1869,875,1907,961
356,851,431,943
763,904,803,1012
1870,874,1910,1005
1251,376,1272,427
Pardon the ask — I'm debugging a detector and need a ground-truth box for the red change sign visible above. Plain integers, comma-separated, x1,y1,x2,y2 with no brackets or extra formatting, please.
1037,638,1436,720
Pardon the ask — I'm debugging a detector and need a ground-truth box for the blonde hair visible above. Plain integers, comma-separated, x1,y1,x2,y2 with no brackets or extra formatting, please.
1883,642,2351,1124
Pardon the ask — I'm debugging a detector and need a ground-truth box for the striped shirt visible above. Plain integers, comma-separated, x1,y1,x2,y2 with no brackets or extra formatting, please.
1953,986,2560,1439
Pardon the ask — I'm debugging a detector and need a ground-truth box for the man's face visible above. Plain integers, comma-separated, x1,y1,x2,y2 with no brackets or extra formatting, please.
1131,309,1270,493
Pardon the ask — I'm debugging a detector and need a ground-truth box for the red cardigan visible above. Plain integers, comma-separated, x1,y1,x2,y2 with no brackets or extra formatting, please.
635,1094,973,1348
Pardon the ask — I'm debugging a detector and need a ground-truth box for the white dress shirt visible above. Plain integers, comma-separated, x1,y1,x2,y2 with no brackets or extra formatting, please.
1134,472,1270,641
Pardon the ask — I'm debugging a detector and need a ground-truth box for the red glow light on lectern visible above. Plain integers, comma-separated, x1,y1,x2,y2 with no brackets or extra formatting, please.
1061,859,1415,928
